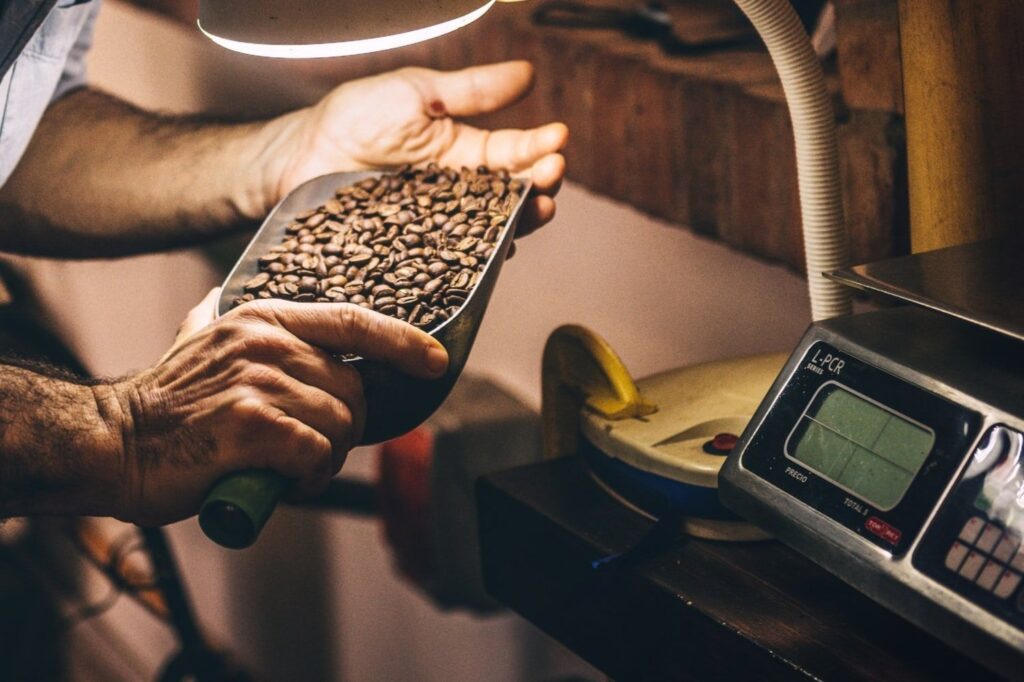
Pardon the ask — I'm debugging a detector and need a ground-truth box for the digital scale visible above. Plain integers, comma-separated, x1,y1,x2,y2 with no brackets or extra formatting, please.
720,236,1024,679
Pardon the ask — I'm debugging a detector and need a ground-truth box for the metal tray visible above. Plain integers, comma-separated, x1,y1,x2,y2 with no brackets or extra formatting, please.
218,169,531,443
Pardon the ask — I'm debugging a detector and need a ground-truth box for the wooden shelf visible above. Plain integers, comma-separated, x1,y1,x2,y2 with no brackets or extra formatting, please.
477,456,1002,681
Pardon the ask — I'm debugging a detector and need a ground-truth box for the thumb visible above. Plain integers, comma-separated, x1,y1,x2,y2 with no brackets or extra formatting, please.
417,61,535,118
236,300,449,379
162,288,221,362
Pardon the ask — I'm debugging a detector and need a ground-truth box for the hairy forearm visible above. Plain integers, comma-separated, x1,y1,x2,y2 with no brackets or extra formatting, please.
0,360,125,517
0,88,304,258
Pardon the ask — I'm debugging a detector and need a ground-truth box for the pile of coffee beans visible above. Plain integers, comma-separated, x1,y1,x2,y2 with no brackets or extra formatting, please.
231,164,524,331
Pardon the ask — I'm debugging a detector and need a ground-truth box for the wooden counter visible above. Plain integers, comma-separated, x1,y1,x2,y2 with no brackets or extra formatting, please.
477,456,1002,680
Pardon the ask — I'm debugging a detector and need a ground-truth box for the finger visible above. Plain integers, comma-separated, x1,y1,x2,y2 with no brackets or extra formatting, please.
235,403,334,498
271,418,336,499
514,195,557,239
418,61,535,118
235,302,449,379
235,326,365,404
442,123,568,174
241,328,368,441
529,153,566,196
281,353,366,442
258,372,359,472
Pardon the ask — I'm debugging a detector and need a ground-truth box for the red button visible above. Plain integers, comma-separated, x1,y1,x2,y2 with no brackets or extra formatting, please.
866,516,902,546
703,433,740,455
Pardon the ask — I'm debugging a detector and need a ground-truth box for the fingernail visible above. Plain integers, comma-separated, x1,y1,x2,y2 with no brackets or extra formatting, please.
425,345,449,376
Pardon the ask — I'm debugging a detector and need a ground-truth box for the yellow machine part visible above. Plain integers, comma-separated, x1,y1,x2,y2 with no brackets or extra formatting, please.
541,325,778,542
541,324,657,460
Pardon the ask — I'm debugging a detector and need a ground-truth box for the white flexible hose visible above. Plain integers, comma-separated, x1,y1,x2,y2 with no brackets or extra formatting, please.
733,0,852,320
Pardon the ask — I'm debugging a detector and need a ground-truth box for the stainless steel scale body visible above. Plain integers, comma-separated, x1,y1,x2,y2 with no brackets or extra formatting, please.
720,237,1024,679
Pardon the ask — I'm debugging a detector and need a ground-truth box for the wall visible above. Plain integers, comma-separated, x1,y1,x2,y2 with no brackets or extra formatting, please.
14,2,814,679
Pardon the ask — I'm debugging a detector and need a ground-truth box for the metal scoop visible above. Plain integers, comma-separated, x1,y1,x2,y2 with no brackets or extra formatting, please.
198,170,531,548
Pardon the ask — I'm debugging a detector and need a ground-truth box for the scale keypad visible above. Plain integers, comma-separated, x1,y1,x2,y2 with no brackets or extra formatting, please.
944,517,1024,603
915,425,1024,628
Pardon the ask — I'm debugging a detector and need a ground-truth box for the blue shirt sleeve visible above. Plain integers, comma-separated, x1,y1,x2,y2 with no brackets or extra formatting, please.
51,0,100,102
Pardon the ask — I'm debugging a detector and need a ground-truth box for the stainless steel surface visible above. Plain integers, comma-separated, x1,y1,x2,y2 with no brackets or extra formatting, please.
828,235,1024,343
219,170,531,444
720,306,1024,680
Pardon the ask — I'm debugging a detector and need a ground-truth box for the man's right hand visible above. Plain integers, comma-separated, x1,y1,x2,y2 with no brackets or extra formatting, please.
109,292,449,526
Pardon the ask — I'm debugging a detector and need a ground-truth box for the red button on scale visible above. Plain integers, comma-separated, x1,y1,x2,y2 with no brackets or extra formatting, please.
865,516,902,546
976,524,1003,553
959,516,986,544
959,552,987,581
977,561,1005,591
945,542,970,571
994,571,1022,600
702,433,739,456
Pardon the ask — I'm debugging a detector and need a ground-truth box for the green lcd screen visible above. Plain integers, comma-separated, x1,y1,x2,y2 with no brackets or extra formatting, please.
786,383,935,511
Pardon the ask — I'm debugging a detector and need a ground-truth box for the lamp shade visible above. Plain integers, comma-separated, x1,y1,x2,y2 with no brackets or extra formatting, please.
198,0,496,58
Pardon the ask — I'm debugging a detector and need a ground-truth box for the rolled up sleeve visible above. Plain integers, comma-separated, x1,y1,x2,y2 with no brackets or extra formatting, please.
51,0,100,103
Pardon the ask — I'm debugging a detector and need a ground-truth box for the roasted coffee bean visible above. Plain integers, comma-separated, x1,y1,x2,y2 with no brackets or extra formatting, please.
325,287,347,302
244,272,271,293
423,278,445,295
258,253,280,267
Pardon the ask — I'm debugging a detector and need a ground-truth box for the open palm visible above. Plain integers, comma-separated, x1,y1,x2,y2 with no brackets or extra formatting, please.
276,61,567,237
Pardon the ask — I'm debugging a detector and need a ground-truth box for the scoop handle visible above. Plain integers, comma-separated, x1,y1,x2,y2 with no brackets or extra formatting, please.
198,470,287,549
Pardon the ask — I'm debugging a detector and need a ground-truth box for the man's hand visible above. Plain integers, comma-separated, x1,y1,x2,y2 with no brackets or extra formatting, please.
267,61,567,239
109,290,448,526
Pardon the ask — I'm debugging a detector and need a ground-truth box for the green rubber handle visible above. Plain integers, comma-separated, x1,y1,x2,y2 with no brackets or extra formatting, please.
198,470,288,549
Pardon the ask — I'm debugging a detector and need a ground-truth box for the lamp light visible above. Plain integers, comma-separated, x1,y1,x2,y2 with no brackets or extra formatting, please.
198,0,497,58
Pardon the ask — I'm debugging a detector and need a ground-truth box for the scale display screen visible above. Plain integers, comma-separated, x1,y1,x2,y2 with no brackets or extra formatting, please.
786,383,935,511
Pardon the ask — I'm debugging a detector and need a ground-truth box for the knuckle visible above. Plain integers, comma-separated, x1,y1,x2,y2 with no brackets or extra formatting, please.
208,319,244,347
241,330,293,359
335,304,368,344
231,395,273,426
332,400,354,432
241,362,281,390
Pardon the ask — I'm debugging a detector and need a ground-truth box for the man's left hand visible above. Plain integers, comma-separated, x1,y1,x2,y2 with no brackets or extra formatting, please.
264,61,567,238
